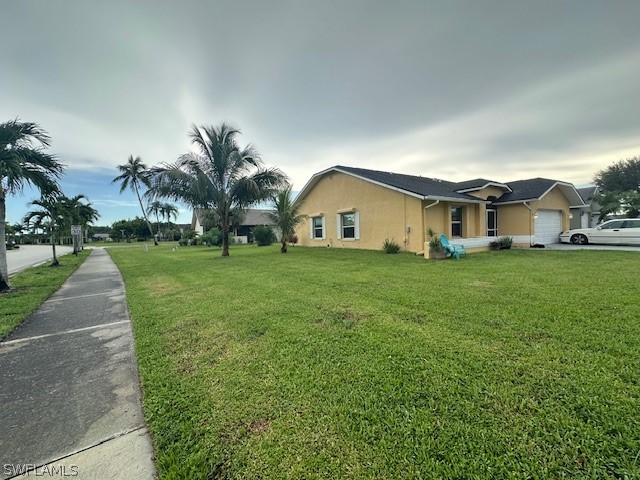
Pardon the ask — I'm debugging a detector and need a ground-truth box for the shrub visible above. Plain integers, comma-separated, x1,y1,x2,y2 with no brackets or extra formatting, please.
253,225,276,246
382,238,401,254
201,228,223,247
182,228,197,240
499,236,513,249
178,238,188,246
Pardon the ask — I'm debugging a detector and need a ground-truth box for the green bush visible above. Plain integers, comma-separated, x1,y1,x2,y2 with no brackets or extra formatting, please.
253,225,276,246
382,238,401,254
201,228,222,247
178,238,188,246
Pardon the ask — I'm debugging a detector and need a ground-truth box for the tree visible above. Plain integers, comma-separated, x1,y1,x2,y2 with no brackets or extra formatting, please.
1,119,64,291
23,196,68,266
160,202,178,235
592,191,623,222
149,123,287,256
594,156,640,218
147,200,163,239
594,156,640,193
60,194,100,253
112,155,158,245
268,187,306,253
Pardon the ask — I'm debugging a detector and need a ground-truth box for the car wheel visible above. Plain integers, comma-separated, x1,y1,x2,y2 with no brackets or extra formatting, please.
571,234,588,245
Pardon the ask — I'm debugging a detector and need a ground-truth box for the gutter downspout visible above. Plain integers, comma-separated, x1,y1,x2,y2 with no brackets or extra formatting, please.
523,201,533,246
421,199,440,255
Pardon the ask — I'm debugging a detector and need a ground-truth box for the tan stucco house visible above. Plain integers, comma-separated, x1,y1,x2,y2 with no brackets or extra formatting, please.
295,165,585,254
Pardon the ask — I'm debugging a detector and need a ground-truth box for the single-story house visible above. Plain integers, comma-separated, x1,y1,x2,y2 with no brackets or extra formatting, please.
570,186,601,229
191,209,277,244
91,233,112,242
295,165,585,254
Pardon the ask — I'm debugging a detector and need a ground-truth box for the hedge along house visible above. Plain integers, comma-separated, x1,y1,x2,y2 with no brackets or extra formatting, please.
295,166,585,254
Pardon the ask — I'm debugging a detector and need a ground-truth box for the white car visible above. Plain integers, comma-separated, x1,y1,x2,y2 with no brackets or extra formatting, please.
559,219,640,245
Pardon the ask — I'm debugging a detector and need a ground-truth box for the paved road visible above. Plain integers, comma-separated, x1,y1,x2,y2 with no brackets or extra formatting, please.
0,249,155,479
6,245,74,275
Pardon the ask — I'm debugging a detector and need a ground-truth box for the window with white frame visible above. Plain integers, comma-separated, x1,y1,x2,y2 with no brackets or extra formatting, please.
451,207,463,237
336,212,360,239
310,216,325,239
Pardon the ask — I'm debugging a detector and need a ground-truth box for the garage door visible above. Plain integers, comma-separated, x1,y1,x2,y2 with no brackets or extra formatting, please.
534,210,563,244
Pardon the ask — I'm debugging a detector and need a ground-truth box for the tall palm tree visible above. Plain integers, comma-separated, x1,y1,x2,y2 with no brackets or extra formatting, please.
112,155,157,245
147,200,163,239
149,123,287,256
268,187,306,253
1,119,64,291
161,202,178,234
23,196,67,266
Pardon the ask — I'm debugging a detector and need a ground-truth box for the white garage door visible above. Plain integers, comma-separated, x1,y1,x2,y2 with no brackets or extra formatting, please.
534,210,563,244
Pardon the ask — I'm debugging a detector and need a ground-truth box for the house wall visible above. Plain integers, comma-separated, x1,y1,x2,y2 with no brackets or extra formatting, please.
497,186,571,246
297,171,425,252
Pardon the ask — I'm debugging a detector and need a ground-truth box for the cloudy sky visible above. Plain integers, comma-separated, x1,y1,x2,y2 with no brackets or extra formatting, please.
3,0,640,226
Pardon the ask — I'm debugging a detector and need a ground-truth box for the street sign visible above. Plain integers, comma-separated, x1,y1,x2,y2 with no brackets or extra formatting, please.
71,225,82,235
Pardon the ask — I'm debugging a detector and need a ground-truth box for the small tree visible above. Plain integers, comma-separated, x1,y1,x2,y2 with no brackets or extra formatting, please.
268,187,306,253
23,196,68,266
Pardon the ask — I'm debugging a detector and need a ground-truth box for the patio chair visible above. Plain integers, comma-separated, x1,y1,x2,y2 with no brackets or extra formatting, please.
439,234,467,260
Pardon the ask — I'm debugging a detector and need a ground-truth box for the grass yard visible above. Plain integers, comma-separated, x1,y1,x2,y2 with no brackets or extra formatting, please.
108,244,640,479
0,250,90,339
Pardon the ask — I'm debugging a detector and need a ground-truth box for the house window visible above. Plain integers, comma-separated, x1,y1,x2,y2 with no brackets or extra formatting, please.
311,216,325,239
486,209,497,237
451,207,463,237
336,211,360,240
342,213,356,238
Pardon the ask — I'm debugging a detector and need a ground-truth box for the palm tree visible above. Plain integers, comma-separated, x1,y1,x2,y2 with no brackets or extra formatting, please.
268,187,306,253
149,123,287,256
23,196,67,266
147,200,163,240
112,155,158,245
161,202,178,235
61,194,99,253
1,119,64,291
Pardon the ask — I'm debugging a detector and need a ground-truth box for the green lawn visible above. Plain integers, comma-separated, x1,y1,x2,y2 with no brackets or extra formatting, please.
108,244,640,479
0,249,90,339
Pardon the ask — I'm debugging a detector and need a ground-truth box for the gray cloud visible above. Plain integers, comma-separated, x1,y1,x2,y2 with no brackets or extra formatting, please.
2,0,640,197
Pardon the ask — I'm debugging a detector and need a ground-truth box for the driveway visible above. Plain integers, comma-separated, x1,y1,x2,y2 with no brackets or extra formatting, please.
544,243,640,252
6,245,74,275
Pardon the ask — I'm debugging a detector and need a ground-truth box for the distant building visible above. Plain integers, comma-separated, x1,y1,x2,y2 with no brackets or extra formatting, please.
91,233,112,242
191,209,277,244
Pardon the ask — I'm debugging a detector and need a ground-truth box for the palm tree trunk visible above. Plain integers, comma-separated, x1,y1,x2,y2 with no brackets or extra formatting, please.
222,222,230,257
50,232,59,267
0,192,11,291
134,183,158,245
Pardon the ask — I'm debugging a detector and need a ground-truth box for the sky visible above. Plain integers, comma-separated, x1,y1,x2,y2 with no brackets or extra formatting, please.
3,0,640,226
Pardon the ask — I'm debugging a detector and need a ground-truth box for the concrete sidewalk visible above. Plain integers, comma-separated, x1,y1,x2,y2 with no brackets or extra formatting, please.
0,249,156,479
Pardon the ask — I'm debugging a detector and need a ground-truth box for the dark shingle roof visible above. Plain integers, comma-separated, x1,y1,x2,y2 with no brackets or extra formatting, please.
492,178,559,203
577,186,598,202
335,166,483,202
453,178,508,191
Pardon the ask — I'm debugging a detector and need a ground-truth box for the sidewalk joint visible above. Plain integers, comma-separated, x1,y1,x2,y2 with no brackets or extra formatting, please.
1,321,130,347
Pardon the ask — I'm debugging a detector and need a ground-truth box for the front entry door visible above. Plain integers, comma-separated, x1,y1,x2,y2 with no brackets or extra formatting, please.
486,209,497,237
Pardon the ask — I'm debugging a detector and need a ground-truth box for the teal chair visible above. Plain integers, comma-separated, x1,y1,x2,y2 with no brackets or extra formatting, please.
439,234,467,260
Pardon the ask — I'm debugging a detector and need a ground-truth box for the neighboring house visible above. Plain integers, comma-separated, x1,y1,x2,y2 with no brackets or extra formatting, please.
295,165,585,253
570,186,601,229
91,233,112,242
191,209,277,244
